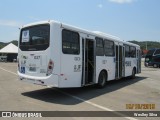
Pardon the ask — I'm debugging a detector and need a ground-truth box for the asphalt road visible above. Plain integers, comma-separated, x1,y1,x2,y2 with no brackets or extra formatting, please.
0,62,159,120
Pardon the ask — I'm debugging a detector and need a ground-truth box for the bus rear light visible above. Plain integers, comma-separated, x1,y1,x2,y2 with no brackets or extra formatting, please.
46,59,54,76
49,66,52,69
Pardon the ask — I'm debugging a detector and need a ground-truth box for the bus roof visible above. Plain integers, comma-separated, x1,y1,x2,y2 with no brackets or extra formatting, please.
61,22,140,48
21,20,140,48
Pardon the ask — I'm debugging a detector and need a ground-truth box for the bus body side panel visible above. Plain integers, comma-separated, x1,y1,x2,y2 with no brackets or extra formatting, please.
125,58,132,77
59,28,82,88
125,58,137,77
96,56,104,83
132,58,137,72
105,57,116,81
96,56,115,82
49,23,62,87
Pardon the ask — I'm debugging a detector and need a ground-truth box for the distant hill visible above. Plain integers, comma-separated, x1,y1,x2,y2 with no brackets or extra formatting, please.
128,40,160,50
0,40,18,49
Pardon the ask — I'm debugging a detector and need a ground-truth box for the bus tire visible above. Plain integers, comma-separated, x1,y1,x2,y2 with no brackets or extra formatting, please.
97,71,107,88
131,68,136,79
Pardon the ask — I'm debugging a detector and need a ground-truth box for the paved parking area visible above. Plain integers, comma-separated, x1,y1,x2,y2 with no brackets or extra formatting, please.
0,62,159,120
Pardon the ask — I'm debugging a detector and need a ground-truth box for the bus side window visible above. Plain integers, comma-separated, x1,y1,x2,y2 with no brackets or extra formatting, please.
62,29,80,55
130,46,136,58
104,39,115,56
125,45,130,57
96,37,104,56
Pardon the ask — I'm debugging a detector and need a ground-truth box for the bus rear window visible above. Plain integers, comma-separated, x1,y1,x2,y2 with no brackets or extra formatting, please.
20,24,50,51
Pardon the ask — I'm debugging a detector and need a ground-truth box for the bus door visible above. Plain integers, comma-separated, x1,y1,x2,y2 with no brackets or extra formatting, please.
115,45,125,79
137,49,141,73
119,46,123,78
115,45,119,79
122,46,125,77
82,39,95,85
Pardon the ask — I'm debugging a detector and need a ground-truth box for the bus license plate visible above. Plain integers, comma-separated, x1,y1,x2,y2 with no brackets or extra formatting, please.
29,67,36,72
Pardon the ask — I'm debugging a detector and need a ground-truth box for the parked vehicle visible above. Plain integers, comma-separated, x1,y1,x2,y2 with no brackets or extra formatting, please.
0,56,7,62
145,48,160,68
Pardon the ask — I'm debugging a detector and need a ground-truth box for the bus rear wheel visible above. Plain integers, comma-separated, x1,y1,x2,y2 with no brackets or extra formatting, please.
97,71,107,88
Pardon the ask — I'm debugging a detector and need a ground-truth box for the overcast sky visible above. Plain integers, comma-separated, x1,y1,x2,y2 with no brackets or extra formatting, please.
0,0,160,42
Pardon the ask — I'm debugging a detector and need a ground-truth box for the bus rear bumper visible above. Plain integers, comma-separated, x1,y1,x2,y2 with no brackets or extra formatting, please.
17,71,59,87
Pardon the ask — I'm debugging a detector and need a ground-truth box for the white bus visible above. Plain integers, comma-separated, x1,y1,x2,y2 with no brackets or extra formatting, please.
18,20,141,88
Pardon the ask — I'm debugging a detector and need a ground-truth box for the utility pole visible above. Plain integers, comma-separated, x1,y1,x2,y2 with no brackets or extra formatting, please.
146,41,148,50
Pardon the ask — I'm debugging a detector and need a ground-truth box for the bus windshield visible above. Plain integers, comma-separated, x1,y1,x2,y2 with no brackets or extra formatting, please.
20,24,50,51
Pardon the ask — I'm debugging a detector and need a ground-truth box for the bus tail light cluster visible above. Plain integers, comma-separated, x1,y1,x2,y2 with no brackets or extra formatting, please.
46,59,54,76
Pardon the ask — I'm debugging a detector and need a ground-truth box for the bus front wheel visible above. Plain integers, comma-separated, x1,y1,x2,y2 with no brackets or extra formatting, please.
97,71,107,88
131,68,136,79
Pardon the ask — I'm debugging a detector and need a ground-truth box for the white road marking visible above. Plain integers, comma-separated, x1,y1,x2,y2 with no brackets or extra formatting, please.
54,88,138,120
0,63,18,67
0,66,138,120
0,66,18,75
